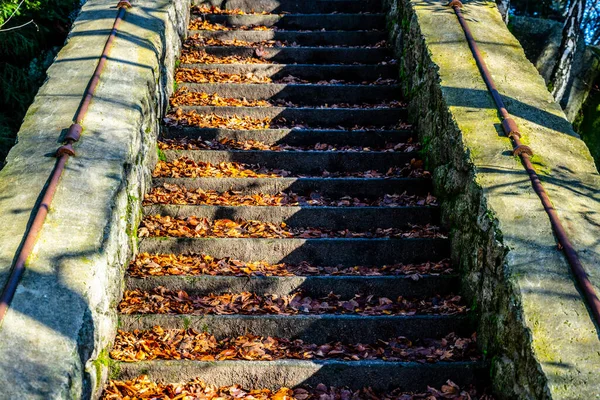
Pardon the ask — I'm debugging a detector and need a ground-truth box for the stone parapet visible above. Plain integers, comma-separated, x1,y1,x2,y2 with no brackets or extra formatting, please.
0,0,189,398
383,0,600,398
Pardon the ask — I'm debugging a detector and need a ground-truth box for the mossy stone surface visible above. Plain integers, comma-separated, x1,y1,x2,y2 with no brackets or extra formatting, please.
384,0,600,398
0,0,189,398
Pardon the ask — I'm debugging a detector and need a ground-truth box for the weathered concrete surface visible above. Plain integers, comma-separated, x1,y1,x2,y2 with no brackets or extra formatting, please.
125,273,457,298
153,176,432,197
140,237,450,266
384,0,600,398
118,314,471,343
0,0,189,398
116,359,488,392
179,82,403,104
163,149,415,174
164,127,413,146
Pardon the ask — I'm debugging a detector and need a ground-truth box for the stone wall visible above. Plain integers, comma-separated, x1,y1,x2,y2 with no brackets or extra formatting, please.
383,0,600,398
0,0,189,398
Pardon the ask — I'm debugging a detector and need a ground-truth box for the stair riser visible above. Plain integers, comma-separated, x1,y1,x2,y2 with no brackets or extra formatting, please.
152,177,433,197
192,0,382,13
119,314,471,342
178,83,401,104
177,105,405,127
164,150,416,174
125,275,458,298
143,205,438,230
139,238,450,266
188,30,387,46
190,46,390,64
199,14,386,30
163,148,416,174
163,127,413,146
116,360,487,392
179,64,398,81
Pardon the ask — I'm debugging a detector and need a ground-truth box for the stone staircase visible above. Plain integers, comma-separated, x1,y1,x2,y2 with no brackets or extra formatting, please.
104,0,489,396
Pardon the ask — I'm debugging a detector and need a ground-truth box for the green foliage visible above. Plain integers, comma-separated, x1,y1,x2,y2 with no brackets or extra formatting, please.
157,146,167,162
0,0,80,164
575,85,600,169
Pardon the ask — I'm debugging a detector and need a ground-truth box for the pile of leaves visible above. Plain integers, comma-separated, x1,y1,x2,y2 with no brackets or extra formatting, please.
152,158,429,179
128,253,452,278
189,20,273,31
191,5,274,15
153,159,285,178
138,216,446,239
175,68,271,84
170,90,269,107
187,36,284,48
143,184,437,207
111,327,478,363
118,288,466,316
170,89,406,109
176,51,396,67
164,108,409,131
102,375,494,400
174,68,397,86
164,109,409,131
158,137,419,153
164,110,272,130
179,50,271,64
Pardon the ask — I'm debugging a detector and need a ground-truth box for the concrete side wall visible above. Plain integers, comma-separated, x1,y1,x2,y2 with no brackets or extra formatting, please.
0,0,189,398
384,0,600,399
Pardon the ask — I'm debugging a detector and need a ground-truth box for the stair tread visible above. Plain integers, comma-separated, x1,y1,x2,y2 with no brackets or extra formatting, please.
125,273,456,299
185,46,392,64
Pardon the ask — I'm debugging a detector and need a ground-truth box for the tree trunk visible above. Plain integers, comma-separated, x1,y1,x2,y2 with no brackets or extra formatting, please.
496,0,511,24
551,0,587,104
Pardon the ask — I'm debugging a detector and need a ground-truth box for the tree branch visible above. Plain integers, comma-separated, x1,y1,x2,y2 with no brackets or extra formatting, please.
0,0,26,29
0,19,36,32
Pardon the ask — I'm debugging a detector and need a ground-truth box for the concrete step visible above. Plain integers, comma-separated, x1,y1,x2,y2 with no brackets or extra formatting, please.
138,237,450,266
178,64,398,81
188,30,388,47
163,127,413,146
192,0,382,14
198,14,386,31
189,46,391,64
115,359,487,392
177,83,401,104
152,177,433,197
161,149,417,174
143,204,438,230
125,274,457,299
175,105,406,127
118,313,470,342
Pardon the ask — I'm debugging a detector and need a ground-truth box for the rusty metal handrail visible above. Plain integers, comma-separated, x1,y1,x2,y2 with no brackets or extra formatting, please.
448,0,600,326
0,0,132,326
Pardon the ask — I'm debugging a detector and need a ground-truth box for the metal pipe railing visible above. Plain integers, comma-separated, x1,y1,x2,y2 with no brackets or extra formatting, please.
0,0,132,326
448,0,600,326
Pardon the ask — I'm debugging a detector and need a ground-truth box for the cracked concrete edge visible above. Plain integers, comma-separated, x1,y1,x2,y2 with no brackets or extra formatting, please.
384,0,600,398
0,0,189,398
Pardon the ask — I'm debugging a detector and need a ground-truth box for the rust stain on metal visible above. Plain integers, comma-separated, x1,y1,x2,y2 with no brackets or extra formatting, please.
0,3,130,325
449,3,600,326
